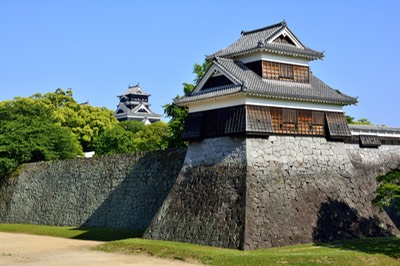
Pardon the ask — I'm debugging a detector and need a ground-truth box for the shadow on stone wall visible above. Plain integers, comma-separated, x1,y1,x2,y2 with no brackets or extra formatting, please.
313,199,400,258
144,163,247,249
385,202,400,230
312,199,394,243
81,149,185,230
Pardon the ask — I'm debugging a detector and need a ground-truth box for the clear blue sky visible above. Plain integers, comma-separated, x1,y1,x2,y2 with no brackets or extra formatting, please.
1,1,399,126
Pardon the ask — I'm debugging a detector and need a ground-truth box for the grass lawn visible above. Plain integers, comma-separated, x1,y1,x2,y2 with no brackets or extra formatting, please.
0,223,399,265
0,223,142,241
95,237,400,266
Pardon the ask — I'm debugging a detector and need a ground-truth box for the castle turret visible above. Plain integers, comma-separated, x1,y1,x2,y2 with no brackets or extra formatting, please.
176,21,357,140
144,21,399,250
114,84,162,124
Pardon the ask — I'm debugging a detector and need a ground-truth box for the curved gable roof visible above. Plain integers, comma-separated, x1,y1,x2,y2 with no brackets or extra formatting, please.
176,57,357,106
207,21,324,60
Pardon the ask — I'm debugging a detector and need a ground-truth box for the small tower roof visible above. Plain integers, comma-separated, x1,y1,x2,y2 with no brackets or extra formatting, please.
118,84,150,98
207,21,324,61
176,21,356,107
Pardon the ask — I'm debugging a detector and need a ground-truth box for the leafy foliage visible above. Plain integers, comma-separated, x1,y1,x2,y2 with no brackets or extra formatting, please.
94,120,169,155
373,167,400,210
0,98,82,176
32,88,118,151
163,60,211,148
345,115,372,125
163,96,189,148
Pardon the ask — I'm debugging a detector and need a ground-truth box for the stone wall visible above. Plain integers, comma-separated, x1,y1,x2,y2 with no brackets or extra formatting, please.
244,136,400,249
145,137,248,249
0,149,186,229
1,135,399,250
145,136,400,250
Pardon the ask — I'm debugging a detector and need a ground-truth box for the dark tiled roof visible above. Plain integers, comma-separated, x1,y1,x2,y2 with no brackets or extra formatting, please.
207,21,323,60
176,57,357,106
349,124,400,134
176,84,242,104
119,84,150,97
114,102,162,120
359,135,382,147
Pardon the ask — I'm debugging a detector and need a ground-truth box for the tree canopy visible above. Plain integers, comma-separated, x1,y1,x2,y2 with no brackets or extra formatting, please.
94,120,169,155
31,88,118,151
345,115,372,125
373,167,400,210
0,97,81,177
0,88,122,177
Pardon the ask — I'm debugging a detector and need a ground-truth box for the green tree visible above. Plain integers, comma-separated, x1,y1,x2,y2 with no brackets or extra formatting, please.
345,114,372,125
356,118,372,125
163,96,189,148
32,89,118,151
93,124,137,155
373,167,400,210
346,115,356,124
0,98,81,177
135,122,169,151
94,120,169,155
163,60,211,148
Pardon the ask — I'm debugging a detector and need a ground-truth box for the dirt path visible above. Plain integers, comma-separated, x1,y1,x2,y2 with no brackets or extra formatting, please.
0,232,200,266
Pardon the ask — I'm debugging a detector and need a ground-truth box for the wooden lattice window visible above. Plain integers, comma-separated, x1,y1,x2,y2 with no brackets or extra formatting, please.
182,112,203,140
279,63,294,79
312,111,324,125
325,112,352,139
283,109,297,124
359,135,381,147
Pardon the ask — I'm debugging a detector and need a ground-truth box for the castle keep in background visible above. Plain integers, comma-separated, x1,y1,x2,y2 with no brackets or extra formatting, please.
114,84,162,124
1,21,400,250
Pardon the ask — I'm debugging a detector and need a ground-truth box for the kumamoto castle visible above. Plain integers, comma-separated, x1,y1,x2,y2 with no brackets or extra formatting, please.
114,84,162,124
1,21,400,250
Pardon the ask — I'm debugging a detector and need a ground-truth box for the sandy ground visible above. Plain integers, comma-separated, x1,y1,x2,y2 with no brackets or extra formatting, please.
0,232,200,266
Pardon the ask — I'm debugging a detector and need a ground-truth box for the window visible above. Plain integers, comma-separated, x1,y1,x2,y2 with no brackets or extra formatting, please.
279,63,294,79
312,111,324,125
283,109,297,124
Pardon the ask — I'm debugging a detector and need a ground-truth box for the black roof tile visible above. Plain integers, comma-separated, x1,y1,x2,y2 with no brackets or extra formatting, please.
207,21,323,60
176,57,357,106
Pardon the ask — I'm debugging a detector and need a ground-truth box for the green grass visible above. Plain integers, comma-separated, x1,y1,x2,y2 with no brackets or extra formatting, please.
1,223,399,265
0,223,143,241
95,237,400,266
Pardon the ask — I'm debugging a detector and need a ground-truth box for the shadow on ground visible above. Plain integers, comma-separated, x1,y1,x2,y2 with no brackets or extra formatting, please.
70,227,144,241
313,199,400,258
315,237,400,259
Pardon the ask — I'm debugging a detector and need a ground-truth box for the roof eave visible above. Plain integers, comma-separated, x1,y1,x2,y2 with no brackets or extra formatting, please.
208,47,324,61
176,91,357,107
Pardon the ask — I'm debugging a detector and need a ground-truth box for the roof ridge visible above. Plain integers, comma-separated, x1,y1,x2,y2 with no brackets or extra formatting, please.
349,124,400,131
191,84,241,96
213,57,244,85
241,20,285,36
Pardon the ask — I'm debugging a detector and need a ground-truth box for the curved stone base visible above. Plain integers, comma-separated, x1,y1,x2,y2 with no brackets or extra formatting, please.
144,136,400,250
